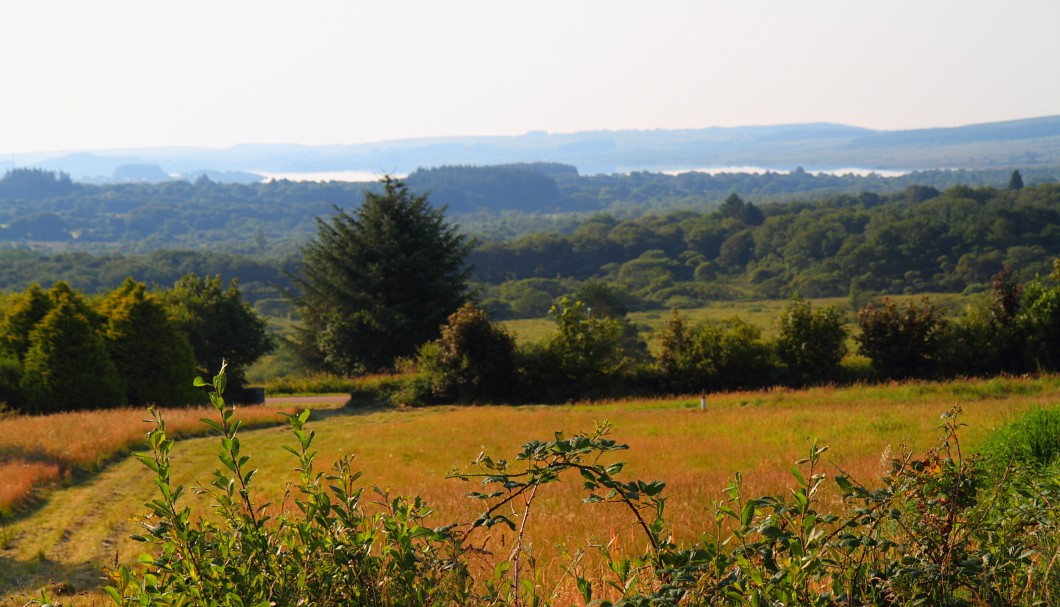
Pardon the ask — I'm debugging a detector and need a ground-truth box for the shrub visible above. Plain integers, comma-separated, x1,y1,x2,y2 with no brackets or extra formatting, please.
1016,277,1060,372
656,311,774,393
424,303,518,404
977,407,1060,471
775,297,847,385
856,297,946,379
109,364,471,606
539,296,636,399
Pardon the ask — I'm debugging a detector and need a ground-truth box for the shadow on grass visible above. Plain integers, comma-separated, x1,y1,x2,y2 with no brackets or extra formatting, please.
0,554,108,606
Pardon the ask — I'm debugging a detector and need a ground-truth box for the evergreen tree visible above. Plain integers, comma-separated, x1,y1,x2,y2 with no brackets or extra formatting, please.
1009,169,1024,190
0,284,52,361
20,293,125,412
100,278,199,406
291,177,471,374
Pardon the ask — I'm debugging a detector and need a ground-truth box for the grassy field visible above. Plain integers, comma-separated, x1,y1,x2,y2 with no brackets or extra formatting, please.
0,402,323,519
1,374,1057,605
502,293,970,351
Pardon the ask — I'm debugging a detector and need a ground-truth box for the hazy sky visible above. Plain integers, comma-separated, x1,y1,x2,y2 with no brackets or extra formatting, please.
2,0,1058,155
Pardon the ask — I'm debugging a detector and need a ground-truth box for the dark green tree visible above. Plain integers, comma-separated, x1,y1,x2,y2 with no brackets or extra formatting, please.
99,278,199,406
406,302,518,404
1009,169,1024,190
775,298,847,385
0,284,52,362
856,297,946,379
291,177,471,374
20,293,125,412
161,273,274,391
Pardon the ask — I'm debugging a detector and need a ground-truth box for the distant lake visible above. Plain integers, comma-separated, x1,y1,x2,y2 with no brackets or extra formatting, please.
660,166,909,178
257,170,405,183
257,166,910,183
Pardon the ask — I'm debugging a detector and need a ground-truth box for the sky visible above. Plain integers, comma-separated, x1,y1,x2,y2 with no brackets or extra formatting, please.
2,0,1059,155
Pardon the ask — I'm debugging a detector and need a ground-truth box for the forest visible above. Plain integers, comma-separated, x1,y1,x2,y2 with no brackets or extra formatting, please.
0,167,1058,322
3,164,1060,253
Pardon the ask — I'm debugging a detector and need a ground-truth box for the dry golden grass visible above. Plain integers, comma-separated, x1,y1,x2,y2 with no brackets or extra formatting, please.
0,404,299,516
1,375,1057,605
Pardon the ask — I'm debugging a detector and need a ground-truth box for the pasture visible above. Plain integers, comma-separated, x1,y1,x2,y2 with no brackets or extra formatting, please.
2,375,1058,605
501,293,970,350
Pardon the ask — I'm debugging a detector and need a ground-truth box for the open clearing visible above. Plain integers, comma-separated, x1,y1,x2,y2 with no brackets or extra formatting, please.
2,376,1058,604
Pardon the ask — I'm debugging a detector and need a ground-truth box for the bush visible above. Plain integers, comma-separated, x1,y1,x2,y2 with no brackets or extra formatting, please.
856,297,946,379
977,407,1060,471
656,311,774,393
109,365,472,606
775,297,847,385
539,296,637,399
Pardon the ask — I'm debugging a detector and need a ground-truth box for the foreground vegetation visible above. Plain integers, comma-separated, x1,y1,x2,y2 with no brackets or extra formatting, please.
2,373,1059,605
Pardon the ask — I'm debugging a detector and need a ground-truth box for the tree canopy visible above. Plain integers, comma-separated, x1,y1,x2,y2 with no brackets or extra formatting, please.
291,177,471,374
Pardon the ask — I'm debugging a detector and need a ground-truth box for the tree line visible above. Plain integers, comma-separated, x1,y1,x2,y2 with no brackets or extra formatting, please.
2,175,1059,320
400,262,1060,405
475,180,1060,316
3,164,1060,254
0,275,273,413
282,177,1060,403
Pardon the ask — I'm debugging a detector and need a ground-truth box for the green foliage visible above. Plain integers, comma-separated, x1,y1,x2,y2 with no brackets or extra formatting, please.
537,296,642,399
0,284,52,363
109,364,471,606
99,278,199,406
656,311,774,393
161,273,274,394
106,363,1060,607
1016,276,1060,371
775,297,847,385
977,407,1060,471
856,297,947,379
20,293,125,412
291,177,471,374
403,303,518,405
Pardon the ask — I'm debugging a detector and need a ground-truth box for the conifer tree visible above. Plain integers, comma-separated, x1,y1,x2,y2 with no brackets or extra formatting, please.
20,293,125,412
100,278,199,406
291,177,470,374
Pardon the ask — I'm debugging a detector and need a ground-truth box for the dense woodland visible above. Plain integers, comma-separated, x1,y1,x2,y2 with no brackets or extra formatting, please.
3,164,1060,252
1,167,1059,324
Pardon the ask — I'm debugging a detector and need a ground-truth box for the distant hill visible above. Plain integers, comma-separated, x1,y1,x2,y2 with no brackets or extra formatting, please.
10,116,1060,179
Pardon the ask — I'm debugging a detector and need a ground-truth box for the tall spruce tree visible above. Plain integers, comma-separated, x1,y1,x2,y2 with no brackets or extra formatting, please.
291,177,471,374
100,278,199,406
20,293,125,412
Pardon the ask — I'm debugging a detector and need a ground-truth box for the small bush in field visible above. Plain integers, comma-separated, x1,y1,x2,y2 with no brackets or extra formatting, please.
775,297,846,385
856,296,946,379
403,302,518,405
656,310,773,393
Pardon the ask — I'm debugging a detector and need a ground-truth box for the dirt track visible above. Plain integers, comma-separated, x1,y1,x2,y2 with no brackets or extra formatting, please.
265,394,350,406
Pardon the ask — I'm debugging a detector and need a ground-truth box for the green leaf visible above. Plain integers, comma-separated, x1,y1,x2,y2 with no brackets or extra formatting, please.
741,500,756,527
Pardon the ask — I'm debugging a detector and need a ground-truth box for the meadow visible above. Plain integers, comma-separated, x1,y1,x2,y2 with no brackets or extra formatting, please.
2,374,1058,605
500,293,970,350
0,403,306,519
